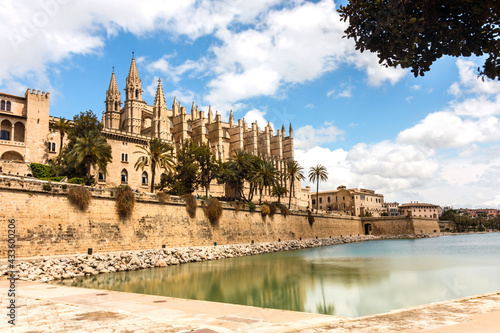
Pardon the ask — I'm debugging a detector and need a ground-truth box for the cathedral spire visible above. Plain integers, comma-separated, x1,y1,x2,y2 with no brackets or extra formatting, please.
153,78,166,108
128,55,140,82
108,71,119,96
125,54,142,101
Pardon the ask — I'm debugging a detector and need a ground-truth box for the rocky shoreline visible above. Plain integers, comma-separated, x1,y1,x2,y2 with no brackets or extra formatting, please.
1,233,445,283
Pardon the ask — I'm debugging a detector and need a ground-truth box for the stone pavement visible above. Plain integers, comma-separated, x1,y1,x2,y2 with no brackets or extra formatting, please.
0,281,499,332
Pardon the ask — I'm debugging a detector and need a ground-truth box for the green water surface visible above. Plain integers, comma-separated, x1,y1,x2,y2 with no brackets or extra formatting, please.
58,233,500,317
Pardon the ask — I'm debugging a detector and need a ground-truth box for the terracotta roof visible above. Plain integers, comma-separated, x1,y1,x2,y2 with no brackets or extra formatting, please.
399,203,440,208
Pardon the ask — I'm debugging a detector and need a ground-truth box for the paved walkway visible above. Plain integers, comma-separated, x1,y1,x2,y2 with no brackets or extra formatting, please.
0,281,499,332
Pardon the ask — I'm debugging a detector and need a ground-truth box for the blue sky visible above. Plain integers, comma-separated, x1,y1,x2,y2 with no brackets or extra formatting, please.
1,0,500,209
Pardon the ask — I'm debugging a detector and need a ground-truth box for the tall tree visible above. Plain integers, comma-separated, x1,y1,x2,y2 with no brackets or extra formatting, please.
339,0,500,80
286,160,305,209
67,131,112,183
308,164,329,213
228,149,254,200
134,138,175,193
194,142,219,198
165,140,199,195
49,118,72,156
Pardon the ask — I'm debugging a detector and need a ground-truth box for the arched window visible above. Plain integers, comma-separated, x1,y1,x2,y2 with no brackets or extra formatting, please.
141,171,148,185
115,101,118,111
0,100,5,111
47,142,51,150
52,142,56,152
98,169,106,182
121,169,128,184
135,89,139,99
13,122,25,142
1,119,12,140
1,151,24,161
6,101,11,111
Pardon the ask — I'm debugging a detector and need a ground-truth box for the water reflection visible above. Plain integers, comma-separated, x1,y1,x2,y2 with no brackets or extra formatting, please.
59,233,500,317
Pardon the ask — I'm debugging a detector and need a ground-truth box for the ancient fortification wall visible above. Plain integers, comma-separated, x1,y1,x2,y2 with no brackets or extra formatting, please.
364,216,439,236
0,177,440,258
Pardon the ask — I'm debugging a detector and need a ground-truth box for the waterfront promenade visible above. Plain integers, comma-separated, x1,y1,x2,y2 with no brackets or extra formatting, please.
1,280,499,332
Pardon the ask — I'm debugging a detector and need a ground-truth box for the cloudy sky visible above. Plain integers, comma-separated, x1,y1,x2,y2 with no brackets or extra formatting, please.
1,0,499,209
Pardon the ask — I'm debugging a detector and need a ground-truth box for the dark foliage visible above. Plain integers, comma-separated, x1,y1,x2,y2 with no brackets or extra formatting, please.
183,193,197,218
68,186,92,211
115,185,135,218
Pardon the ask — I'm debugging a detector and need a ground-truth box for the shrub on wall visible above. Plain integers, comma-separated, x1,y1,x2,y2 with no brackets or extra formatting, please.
261,203,270,216
30,163,55,179
275,202,290,217
156,192,170,204
67,186,92,211
268,202,277,216
233,201,245,212
183,193,197,218
307,209,315,227
39,176,65,182
203,198,222,225
115,185,135,218
68,177,85,184
42,184,52,192
248,202,257,212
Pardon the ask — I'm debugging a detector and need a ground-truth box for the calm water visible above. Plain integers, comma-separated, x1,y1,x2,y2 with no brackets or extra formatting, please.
58,233,500,317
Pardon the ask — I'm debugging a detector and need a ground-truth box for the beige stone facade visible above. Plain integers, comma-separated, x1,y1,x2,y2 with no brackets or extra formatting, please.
399,202,442,219
310,185,385,217
0,90,50,175
0,56,299,201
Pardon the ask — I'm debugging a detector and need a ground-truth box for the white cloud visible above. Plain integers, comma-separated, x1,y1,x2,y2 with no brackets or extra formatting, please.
294,59,500,208
146,55,209,83
294,122,344,150
449,59,500,97
243,108,274,131
397,111,500,149
205,0,407,106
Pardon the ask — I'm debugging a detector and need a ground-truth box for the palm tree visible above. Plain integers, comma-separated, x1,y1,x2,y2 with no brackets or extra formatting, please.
229,149,253,200
308,164,328,213
287,161,305,209
49,118,72,155
67,131,112,183
134,138,175,193
251,160,278,204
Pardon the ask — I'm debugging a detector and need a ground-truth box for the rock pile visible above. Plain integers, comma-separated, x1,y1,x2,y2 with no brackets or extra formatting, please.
0,233,444,283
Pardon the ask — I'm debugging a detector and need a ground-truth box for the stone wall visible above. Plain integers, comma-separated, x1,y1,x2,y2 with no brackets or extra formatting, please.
363,216,440,236
0,179,363,258
0,177,440,259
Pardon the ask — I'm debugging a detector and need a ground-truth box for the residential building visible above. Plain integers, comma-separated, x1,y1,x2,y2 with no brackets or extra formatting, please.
310,185,385,216
399,202,442,219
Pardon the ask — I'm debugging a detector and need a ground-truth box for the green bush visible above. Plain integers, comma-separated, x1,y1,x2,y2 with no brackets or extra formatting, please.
183,193,197,218
30,163,55,179
156,192,170,204
68,186,91,211
203,198,223,225
61,184,68,190
115,186,135,218
261,203,270,216
68,177,85,184
42,184,52,191
39,176,65,182
307,209,315,226
248,202,257,212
